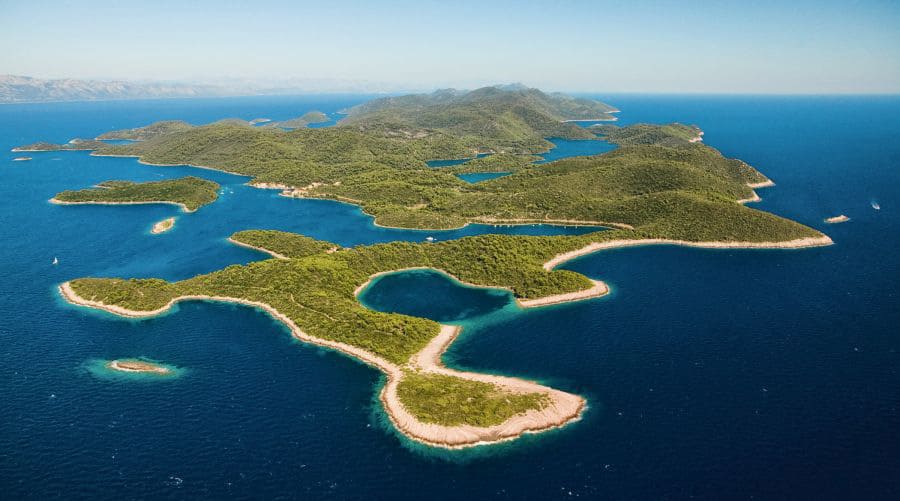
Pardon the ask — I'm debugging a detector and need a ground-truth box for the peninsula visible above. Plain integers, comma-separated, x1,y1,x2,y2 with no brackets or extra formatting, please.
60,223,830,447
51,176,219,212
42,85,833,448
264,111,329,129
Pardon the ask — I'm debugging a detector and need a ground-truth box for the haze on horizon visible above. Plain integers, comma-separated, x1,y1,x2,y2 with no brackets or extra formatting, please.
2,0,899,94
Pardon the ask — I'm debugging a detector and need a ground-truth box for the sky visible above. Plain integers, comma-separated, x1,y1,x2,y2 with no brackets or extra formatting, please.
2,0,899,93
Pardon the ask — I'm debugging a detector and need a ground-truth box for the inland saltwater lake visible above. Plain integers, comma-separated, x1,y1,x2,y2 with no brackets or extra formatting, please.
1,94,898,499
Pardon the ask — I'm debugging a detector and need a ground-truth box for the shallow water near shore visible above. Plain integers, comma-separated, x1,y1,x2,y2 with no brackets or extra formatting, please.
1,94,899,499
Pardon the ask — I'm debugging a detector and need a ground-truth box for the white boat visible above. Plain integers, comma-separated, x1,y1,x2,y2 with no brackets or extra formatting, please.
52,257,58,265
425,236,435,242
871,201,880,210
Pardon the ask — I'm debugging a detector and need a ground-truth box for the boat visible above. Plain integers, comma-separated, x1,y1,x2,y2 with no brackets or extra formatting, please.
52,257,58,265
871,201,881,210
425,236,435,242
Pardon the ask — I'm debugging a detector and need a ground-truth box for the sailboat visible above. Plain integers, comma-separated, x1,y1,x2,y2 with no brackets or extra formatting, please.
52,257,59,265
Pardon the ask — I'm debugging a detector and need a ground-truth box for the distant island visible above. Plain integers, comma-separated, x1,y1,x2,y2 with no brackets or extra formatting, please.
265,111,329,129
41,85,832,448
97,120,192,141
51,176,219,212
14,138,107,152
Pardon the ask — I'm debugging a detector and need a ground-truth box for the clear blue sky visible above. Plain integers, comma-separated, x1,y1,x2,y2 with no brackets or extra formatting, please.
2,0,899,93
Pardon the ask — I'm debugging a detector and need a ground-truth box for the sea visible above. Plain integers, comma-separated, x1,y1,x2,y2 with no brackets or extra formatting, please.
0,94,897,499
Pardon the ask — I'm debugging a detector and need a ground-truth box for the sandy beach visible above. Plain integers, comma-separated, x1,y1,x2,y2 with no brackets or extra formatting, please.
747,179,776,189
542,236,834,272
473,216,634,230
562,117,618,122
89,152,249,177
736,179,775,204
517,279,609,307
49,197,193,212
737,191,762,204
227,237,289,259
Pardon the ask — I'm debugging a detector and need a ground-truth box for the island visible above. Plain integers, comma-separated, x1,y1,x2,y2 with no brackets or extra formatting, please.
264,111,330,129
41,85,833,448
107,358,172,375
59,223,829,448
97,120,192,141
151,217,176,234
825,215,850,224
13,139,107,152
30,86,792,232
51,176,220,212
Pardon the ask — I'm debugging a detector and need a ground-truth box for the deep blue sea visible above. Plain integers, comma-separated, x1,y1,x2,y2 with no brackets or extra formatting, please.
1,94,898,499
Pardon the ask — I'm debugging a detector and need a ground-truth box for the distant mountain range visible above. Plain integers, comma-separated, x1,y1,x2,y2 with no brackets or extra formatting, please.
0,75,418,104
0,75,234,103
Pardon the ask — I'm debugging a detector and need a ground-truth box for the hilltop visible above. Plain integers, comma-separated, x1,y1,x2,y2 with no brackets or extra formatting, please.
341,84,618,152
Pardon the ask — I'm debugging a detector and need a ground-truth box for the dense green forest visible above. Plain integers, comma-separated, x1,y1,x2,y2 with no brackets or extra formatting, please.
53,176,220,211
48,86,830,431
97,120,193,141
67,221,825,367
66,223,826,426
265,111,330,129
397,371,549,427
23,85,813,237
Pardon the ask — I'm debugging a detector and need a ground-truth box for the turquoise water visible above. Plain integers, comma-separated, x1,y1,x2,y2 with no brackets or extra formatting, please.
1,95,898,499
536,136,616,163
358,269,514,323
455,171,511,183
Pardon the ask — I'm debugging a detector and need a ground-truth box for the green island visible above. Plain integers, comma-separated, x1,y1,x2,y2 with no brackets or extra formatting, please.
265,111,330,129
97,120,193,141
14,138,108,151
51,176,220,212
27,86,808,231
40,85,833,448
